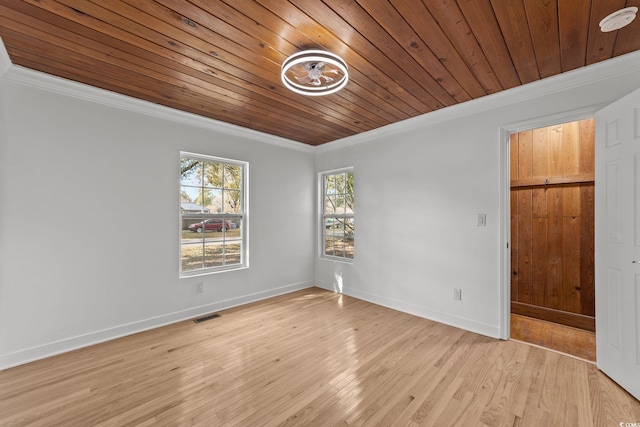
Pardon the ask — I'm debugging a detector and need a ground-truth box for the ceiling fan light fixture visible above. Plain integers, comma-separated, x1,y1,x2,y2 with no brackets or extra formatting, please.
599,7,638,32
281,50,348,96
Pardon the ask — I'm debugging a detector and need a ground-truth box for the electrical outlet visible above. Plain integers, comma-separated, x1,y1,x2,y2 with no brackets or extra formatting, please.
453,288,462,301
196,282,204,294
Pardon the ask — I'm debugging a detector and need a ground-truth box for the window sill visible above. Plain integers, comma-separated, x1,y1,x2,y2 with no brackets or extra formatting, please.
319,256,354,264
180,264,248,279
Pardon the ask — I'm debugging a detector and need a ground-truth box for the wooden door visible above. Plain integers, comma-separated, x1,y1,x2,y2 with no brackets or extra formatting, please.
510,119,595,331
595,89,640,400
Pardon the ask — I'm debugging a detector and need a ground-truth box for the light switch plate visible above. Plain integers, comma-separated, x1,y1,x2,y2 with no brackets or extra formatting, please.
476,213,487,227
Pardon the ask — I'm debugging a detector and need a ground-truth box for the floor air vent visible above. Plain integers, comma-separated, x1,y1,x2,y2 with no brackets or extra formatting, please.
194,313,220,324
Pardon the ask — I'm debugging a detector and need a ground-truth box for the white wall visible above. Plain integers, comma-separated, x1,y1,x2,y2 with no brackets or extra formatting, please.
0,70,315,369
314,51,640,338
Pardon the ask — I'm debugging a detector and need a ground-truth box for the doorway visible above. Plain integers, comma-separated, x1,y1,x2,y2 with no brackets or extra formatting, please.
508,118,596,361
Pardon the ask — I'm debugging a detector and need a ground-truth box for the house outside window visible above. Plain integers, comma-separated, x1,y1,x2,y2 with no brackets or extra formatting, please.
321,168,354,260
180,152,247,276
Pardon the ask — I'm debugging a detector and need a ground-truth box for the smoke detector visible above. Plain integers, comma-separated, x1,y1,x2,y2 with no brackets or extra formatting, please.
599,7,638,32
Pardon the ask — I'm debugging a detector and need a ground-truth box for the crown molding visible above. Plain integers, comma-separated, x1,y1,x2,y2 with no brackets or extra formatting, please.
317,49,640,153
0,61,314,154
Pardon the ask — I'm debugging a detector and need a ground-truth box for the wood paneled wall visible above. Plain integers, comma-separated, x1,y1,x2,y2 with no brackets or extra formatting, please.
510,118,595,331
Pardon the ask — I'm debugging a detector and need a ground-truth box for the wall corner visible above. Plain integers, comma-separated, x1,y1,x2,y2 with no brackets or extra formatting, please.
0,37,11,79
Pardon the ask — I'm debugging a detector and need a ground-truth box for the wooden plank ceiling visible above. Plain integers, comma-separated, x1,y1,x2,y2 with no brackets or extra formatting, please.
1,1,639,146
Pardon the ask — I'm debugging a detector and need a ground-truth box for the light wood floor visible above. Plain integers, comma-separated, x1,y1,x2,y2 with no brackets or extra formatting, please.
1,288,638,426
510,314,597,362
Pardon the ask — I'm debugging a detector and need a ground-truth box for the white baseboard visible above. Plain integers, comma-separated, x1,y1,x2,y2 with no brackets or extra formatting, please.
315,281,500,339
0,281,314,371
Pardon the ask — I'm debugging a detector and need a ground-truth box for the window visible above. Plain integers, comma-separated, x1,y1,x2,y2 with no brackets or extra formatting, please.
321,168,354,260
180,153,247,276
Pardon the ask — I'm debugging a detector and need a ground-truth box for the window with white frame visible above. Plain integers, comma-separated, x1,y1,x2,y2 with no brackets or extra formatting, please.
180,153,247,276
321,168,354,260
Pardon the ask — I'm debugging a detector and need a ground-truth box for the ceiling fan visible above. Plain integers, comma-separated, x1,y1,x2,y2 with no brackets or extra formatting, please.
281,50,349,96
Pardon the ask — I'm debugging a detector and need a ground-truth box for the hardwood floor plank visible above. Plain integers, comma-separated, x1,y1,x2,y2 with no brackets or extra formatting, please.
0,288,638,426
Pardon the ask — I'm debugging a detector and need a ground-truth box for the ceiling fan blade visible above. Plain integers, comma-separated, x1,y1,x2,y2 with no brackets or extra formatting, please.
294,76,313,85
287,63,311,78
323,63,343,75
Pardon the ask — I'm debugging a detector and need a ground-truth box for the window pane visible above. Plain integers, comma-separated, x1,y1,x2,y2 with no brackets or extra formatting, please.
224,165,242,189
333,238,345,257
203,241,224,268
180,159,202,186
344,237,354,259
336,173,346,194
335,195,346,214
181,243,204,272
345,201,354,215
184,217,206,234
345,172,354,211
344,217,355,238
223,189,242,213
226,217,243,240
324,217,336,230
207,189,222,213
203,162,223,189
325,174,336,193
324,236,335,256
325,195,337,214
322,219,333,237
345,196,354,214
181,186,209,213
225,242,242,265
182,218,204,244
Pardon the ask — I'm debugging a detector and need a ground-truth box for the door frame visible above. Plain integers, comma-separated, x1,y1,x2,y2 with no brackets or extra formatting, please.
498,106,604,340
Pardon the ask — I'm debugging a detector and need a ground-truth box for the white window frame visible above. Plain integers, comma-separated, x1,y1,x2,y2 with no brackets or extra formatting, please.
320,167,355,262
179,152,248,277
